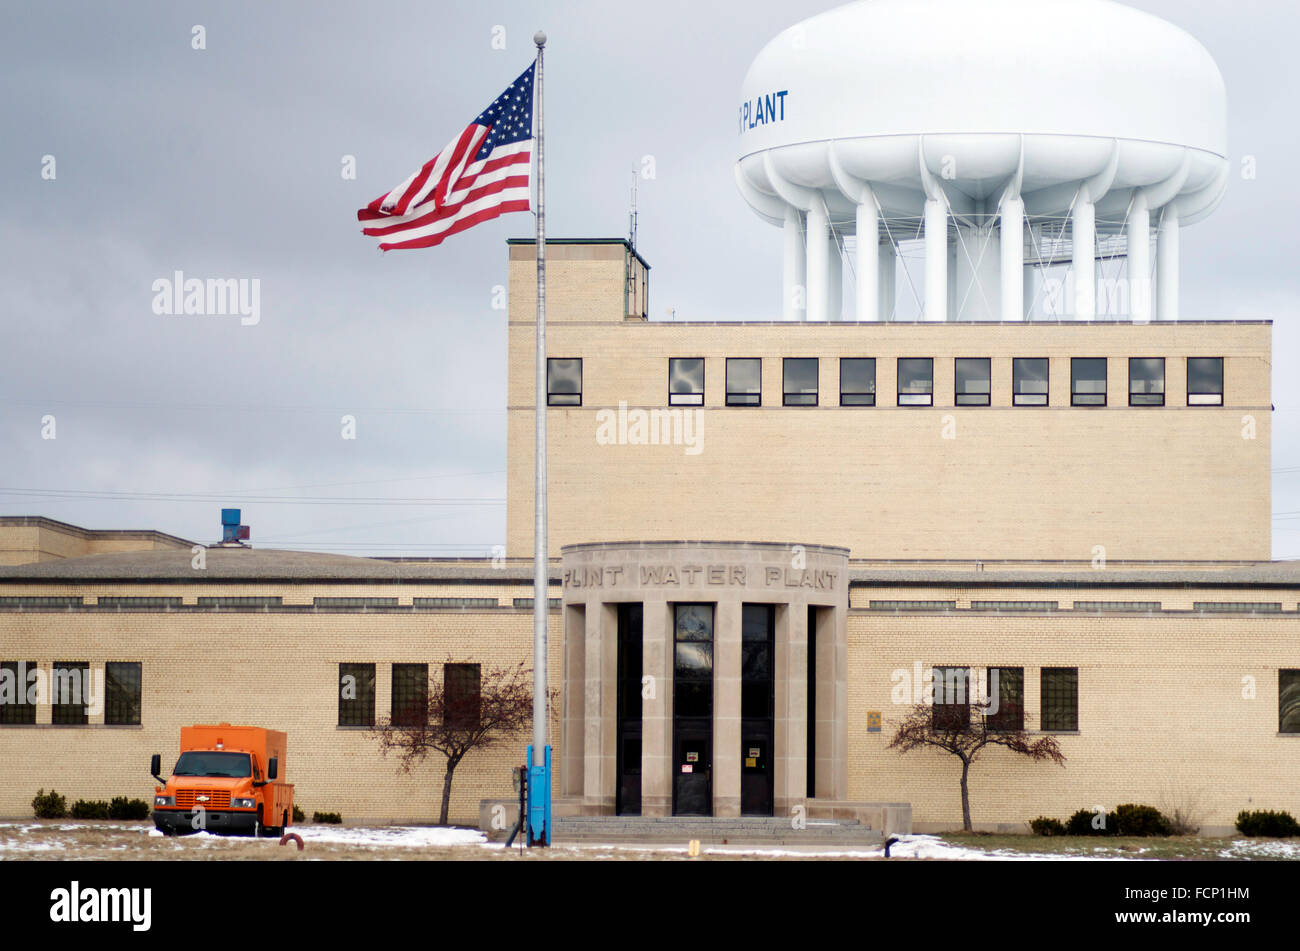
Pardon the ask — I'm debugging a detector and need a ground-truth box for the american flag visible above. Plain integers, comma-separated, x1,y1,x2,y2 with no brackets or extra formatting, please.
358,61,535,251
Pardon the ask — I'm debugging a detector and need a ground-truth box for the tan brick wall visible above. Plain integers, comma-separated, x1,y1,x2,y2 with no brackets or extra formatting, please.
847,612,1300,833
0,605,560,825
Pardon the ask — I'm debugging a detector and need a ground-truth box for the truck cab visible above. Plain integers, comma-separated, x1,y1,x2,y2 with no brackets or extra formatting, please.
151,724,294,837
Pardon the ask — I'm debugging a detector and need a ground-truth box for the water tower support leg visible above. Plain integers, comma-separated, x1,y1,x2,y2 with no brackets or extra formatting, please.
1072,198,1096,321
878,239,896,321
806,204,830,322
1000,196,1025,322
1128,194,1151,323
856,202,878,322
1157,206,1179,322
784,207,807,321
924,197,947,322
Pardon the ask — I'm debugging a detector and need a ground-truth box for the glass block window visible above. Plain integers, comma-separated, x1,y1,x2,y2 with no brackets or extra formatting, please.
391,663,429,726
105,662,142,725
1041,668,1079,731
986,667,1024,732
932,666,970,731
338,663,376,727
0,662,37,725
1281,671,1300,734
51,661,90,725
444,663,481,731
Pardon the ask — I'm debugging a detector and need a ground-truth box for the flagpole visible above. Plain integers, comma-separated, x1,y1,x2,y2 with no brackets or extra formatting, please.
529,29,550,846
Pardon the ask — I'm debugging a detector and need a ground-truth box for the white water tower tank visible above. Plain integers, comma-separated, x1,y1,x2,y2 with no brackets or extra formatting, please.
734,0,1229,322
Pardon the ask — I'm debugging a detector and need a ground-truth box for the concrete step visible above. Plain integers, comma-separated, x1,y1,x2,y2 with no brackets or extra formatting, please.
549,816,883,845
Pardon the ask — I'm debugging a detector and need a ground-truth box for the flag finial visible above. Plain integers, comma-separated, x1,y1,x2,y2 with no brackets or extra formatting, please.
534,31,546,48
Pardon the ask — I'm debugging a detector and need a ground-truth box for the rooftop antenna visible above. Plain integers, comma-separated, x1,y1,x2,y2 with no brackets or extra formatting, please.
629,167,639,251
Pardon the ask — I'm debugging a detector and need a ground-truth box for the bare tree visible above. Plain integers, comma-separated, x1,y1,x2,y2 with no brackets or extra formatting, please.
887,670,1065,832
371,660,547,826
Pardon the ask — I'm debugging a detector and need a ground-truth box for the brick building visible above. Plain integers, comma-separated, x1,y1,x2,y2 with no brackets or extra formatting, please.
1,239,1297,834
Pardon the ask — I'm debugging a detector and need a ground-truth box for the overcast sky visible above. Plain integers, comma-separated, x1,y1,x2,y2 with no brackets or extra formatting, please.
2,0,1298,559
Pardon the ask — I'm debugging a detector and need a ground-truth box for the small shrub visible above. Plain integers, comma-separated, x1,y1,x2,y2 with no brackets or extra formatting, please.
108,797,151,820
32,789,67,820
1066,808,1118,836
1236,809,1300,838
312,811,342,825
69,799,111,820
292,804,305,823
1029,816,1066,836
1114,804,1173,837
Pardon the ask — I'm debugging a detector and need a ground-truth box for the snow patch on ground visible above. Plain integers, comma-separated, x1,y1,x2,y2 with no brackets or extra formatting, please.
294,825,487,848
1220,839,1300,860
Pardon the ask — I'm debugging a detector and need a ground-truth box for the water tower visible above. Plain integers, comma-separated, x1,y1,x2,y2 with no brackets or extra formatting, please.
735,0,1228,322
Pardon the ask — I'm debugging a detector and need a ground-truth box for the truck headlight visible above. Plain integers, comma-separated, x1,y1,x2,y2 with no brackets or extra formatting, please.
232,798,257,809
155,796,174,807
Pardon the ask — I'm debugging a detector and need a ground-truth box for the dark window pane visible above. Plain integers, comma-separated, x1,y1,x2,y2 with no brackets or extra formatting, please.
742,681,771,719
841,358,876,406
932,666,970,731
105,662,142,726
675,604,713,642
51,662,89,725
338,663,376,727
391,663,428,726
726,359,762,406
675,642,713,677
1071,358,1107,406
783,358,819,406
955,358,991,406
1188,357,1224,405
444,663,481,731
674,682,712,718
986,667,1023,732
1129,358,1165,406
0,662,37,725
898,358,933,406
1041,668,1079,731
1281,670,1300,734
669,358,705,406
1013,358,1049,406
547,358,582,406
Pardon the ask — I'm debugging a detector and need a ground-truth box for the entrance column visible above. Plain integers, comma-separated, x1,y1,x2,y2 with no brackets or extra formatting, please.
640,599,672,817
582,602,617,814
774,602,808,816
713,600,742,818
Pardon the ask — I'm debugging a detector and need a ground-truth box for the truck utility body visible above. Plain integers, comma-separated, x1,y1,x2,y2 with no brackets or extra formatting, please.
151,724,294,837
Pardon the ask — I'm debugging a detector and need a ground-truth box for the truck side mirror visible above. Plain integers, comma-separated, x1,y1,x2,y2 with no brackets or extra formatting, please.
267,757,278,781
150,753,161,778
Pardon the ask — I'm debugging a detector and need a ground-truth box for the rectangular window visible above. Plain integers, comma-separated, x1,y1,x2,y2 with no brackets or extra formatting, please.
1281,670,1300,734
986,667,1024,732
1041,668,1079,731
444,663,482,731
338,663,376,727
105,662,141,726
673,604,714,720
51,661,89,725
898,358,934,406
783,358,819,406
726,358,762,407
1129,357,1165,406
391,663,428,726
1013,358,1049,406
955,358,991,407
740,604,774,719
546,358,582,407
0,662,37,725
1071,358,1107,406
669,358,705,406
932,666,970,731
1188,357,1224,406
840,358,876,406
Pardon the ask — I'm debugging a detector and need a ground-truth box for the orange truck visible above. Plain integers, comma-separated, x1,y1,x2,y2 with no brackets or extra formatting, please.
150,724,294,837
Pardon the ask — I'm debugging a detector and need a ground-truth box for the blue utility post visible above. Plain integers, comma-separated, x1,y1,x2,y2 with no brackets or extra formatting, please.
526,744,551,846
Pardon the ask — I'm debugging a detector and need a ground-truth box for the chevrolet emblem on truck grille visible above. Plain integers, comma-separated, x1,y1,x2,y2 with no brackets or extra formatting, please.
196,795,210,802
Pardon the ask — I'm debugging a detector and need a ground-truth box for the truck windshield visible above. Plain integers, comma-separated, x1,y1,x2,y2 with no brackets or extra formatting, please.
172,752,253,778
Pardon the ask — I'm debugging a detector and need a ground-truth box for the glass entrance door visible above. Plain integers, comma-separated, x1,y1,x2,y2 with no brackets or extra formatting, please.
672,603,713,817
616,603,643,815
740,603,775,816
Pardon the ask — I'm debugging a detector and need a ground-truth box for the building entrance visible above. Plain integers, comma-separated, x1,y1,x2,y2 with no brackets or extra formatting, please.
616,603,643,815
672,603,714,816
740,603,774,816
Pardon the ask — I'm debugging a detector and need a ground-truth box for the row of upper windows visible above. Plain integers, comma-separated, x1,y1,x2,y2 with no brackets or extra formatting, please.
546,357,1227,408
